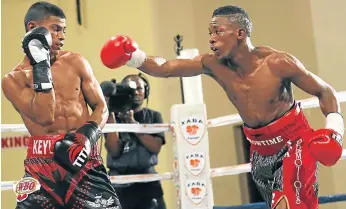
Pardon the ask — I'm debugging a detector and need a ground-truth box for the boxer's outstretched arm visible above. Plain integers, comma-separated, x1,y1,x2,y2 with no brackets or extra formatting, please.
101,36,211,76
138,54,210,77
274,53,340,116
2,71,56,125
75,54,109,128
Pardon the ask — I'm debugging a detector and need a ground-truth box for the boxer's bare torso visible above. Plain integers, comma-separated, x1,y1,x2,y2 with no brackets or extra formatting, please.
140,46,305,128
3,51,90,136
202,47,294,127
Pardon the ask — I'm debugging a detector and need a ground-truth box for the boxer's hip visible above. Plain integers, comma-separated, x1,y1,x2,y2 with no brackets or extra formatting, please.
23,134,104,205
243,102,313,156
24,134,102,185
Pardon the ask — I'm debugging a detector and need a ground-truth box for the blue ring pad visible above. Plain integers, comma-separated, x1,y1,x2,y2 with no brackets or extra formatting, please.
214,194,346,209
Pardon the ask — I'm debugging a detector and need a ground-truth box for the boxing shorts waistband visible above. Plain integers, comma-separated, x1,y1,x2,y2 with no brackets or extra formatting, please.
27,134,100,158
243,102,312,155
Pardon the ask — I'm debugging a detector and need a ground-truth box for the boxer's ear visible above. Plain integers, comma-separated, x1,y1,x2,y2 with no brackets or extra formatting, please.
237,28,246,40
27,21,37,31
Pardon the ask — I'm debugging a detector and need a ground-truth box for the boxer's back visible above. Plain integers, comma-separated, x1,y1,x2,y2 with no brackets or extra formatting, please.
5,50,89,135
204,47,294,128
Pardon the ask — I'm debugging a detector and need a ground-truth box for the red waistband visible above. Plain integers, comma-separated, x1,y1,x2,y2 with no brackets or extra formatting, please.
27,134,100,158
243,102,312,155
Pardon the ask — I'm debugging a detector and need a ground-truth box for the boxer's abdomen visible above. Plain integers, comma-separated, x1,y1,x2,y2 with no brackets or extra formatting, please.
20,55,90,136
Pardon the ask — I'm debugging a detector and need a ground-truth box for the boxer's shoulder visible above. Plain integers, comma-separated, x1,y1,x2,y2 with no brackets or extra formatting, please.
2,70,28,89
255,46,282,62
56,51,89,70
257,47,293,66
200,53,219,68
256,47,297,76
56,50,81,62
200,53,218,63
3,61,30,84
57,51,93,77
265,51,303,79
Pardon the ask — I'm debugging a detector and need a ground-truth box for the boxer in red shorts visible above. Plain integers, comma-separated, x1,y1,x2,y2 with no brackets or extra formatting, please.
2,2,120,208
243,102,318,208
100,5,344,209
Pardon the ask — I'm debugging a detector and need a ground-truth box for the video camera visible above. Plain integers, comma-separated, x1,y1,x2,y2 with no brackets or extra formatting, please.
100,79,137,113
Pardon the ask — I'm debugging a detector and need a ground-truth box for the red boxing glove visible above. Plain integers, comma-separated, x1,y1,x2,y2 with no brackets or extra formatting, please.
308,113,344,166
100,35,146,69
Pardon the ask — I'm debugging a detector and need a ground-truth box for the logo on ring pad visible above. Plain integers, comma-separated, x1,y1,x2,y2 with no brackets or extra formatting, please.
185,180,207,204
179,116,205,145
185,152,205,176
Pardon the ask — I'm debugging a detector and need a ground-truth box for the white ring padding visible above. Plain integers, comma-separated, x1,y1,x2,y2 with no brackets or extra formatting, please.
1,150,345,191
2,91,346,133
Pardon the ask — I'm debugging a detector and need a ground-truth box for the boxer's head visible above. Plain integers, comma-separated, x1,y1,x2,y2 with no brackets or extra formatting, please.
209,5,252,59
24,1,66,51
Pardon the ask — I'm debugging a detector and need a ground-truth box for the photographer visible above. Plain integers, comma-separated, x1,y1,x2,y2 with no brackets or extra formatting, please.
101,73,167,209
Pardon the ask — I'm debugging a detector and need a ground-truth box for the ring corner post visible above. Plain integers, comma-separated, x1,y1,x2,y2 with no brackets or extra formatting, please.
170,103,214,209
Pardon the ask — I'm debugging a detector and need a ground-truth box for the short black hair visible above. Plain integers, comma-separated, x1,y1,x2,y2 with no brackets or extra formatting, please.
212,5,252,37
24,1,66,32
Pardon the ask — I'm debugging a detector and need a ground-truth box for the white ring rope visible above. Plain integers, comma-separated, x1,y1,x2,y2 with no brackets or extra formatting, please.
2,91,346,133
2,151,346,191
1,91,346,191
1,123,171,134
